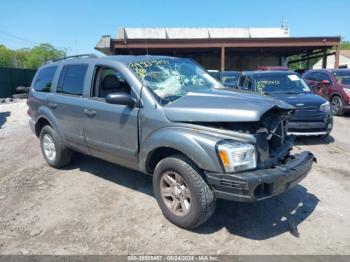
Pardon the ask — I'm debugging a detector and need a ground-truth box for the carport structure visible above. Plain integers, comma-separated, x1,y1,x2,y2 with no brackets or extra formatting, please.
96,28,341,71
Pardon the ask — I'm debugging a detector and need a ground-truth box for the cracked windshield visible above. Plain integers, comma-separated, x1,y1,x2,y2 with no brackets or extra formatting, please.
129,58,222,105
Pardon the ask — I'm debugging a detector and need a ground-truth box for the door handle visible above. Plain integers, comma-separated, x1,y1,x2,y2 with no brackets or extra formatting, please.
84,109,96,117
48,102,57,109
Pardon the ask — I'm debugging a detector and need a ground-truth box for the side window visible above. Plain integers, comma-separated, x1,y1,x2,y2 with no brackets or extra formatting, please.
243,77,252,90
92,66,131,99
57,64,88,95
34,66,58,92
238,76,246,88
318,73,332,83
304,72,319,81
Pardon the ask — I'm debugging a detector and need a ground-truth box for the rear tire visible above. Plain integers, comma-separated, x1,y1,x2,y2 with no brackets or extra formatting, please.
39,125,72,168
153,154,216,229
331,96,344,116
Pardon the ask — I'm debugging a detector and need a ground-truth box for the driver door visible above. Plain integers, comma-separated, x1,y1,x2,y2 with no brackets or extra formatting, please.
83,65,139,168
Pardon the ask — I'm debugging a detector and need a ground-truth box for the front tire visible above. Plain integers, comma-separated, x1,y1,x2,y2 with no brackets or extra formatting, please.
39,125,72,168
331,96,344,116
153,154,216,229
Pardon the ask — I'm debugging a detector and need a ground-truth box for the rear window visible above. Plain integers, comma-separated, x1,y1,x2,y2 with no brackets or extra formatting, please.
57,64,88,95
33,66,58,92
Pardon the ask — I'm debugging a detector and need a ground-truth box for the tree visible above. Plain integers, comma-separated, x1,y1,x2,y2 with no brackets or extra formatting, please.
341,40,350,50
0,44,14,67
0,44,65,69
24,44,65,69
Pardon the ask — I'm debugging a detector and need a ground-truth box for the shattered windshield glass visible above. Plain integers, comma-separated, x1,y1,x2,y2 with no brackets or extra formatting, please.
129,58,222,105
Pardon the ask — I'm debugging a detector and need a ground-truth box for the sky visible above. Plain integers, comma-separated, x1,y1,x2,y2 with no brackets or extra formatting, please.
0,0,349,55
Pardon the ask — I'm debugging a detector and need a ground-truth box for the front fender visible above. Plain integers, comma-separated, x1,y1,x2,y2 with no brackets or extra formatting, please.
139,127,224,174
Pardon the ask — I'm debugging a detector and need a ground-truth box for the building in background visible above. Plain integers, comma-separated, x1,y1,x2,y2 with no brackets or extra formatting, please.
313,50,350,69
96,27,341,71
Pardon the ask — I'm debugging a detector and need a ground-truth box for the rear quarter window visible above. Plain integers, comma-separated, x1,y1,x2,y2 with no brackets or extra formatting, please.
57,64,88,95
33,66,58,92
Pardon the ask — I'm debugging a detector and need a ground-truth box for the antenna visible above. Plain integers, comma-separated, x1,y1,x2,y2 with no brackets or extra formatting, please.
74,32,78,55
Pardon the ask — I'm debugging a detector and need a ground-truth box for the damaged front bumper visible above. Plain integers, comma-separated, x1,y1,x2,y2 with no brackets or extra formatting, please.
205,151,315,202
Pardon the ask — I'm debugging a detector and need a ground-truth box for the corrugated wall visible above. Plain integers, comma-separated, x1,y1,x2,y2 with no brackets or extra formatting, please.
0,67,36,98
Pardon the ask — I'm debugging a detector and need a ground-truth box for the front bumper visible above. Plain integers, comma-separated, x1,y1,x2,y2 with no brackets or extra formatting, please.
205,151,315,202
287,118,333,136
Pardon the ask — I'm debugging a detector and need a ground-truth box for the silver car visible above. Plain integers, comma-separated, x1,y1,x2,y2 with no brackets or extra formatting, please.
28,55,315,228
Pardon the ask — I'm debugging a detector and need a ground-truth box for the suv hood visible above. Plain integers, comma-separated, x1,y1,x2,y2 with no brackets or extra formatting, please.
163,89,294,122
270,92,327,108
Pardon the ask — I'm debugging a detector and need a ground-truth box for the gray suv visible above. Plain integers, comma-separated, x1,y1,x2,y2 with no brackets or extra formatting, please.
28,55,315,228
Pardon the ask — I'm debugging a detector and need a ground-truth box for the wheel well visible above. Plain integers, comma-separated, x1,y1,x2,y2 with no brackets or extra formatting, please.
330,93,343,102
35,118,51,137
146,147,185,174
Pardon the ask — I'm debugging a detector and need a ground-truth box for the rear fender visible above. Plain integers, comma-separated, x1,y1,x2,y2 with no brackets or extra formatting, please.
36,106,65,142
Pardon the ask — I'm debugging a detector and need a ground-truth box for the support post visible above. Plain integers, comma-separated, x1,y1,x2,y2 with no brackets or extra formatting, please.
335,45,340,69
306,51,311,69
322,49,327,69
220,47,225,71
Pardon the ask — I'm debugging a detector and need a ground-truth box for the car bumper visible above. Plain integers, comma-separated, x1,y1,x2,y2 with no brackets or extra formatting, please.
29,119,36,135
205,151,315,202
287,118,333,136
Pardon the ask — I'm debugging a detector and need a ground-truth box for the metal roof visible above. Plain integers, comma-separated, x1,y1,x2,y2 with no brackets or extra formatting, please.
117,27,290,40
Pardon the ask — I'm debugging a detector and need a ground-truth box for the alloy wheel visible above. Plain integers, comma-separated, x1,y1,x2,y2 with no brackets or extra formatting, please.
42,133,56,161
160,171,191,216
331,97,342,115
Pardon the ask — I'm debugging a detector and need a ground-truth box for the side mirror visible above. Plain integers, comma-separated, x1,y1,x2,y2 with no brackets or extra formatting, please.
106,92,137,107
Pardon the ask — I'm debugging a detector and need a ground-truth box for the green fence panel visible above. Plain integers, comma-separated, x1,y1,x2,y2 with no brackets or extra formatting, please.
0,67,36,98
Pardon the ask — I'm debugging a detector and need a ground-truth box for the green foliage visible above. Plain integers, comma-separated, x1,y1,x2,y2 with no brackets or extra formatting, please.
341,40,350,50
288,40,350,70
0,44,14,67
0,44,65,69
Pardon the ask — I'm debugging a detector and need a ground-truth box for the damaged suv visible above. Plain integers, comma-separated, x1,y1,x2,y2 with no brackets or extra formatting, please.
28,55,315,228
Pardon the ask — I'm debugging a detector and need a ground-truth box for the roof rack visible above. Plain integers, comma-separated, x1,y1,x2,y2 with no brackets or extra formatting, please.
46,54,98,63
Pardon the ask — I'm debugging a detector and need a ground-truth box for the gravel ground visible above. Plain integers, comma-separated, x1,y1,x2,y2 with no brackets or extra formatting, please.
0,101,349,255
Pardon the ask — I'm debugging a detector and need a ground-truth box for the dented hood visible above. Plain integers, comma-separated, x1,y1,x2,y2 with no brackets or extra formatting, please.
163,89,294,122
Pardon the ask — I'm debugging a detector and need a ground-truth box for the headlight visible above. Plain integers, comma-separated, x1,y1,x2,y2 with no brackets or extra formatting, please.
217,141,256,173
343,88,350,96
320,101,330,112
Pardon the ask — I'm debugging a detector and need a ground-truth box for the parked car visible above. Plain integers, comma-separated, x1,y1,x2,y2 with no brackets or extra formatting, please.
208,70,241,88
303,69,350,115
258,66,289,71
28,55,315,228
236,71,333,136
207,69,220,79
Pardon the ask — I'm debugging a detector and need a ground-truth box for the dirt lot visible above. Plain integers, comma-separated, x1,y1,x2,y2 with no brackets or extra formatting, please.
0,101,350,255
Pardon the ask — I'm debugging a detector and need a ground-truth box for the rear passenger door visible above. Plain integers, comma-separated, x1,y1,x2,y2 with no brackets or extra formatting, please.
50,64,89,153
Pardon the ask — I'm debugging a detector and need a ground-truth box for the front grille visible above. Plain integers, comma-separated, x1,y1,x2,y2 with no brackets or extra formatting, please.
295,105,319,111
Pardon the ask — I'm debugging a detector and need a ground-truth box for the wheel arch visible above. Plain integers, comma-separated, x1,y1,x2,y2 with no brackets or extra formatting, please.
140,128,222,174
35,106,65,141
329,92,343,102
35,117,52,137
